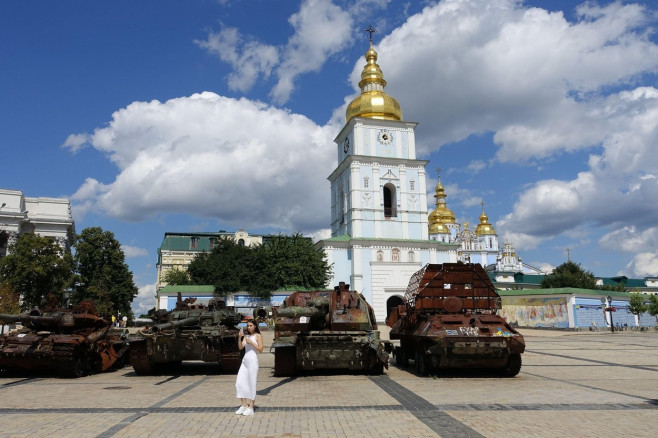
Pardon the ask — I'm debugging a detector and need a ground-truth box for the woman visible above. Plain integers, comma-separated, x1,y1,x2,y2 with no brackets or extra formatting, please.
235,320,263,416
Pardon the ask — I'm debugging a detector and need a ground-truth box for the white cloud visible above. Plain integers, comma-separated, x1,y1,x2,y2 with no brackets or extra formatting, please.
600,226,658,276
197,0,353,104
66,92,336,233
121,245,149,258
131,282,157,316
270,0,353,104
195,26,279,93
623,253,658,277
62,133,90,153
367,0,658,159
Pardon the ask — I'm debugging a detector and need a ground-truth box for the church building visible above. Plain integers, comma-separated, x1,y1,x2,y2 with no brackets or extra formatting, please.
317,37,459,322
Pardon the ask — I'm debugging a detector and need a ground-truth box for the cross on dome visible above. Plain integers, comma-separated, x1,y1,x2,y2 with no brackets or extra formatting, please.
364,24,377,42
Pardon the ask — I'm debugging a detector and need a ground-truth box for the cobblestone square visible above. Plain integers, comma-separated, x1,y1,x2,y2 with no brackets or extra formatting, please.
0,328,656,438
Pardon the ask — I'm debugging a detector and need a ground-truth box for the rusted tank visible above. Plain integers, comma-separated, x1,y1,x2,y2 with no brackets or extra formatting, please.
387,263,525,377
0,299,128,377
128,294,243,374
272,282,392,376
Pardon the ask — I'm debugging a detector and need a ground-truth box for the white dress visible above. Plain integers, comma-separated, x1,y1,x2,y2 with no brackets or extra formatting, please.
235,334,259,401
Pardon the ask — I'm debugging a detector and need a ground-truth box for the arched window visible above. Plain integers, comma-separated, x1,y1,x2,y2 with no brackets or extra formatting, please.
383,183,397,218
408,251,414,262
238,239,245,246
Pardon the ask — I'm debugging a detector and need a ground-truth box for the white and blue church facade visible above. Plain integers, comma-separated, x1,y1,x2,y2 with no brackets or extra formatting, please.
318,41,460,322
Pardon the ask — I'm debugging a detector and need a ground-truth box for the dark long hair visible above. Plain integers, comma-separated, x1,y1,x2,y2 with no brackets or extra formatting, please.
246,319,261,334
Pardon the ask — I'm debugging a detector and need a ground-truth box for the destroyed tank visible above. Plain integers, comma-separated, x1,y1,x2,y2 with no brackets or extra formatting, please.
0,298,128,377
272,282,392,376
128,294,243,374
387,263,525,377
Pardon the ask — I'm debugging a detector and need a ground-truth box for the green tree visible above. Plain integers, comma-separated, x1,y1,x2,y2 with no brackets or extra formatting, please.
187,234,331,298
188,237,254,292
73,227,137,320
163,268,191,286
255,233,331,294
0,233,73,310
0,281,21,314
541,261,597,289
627,293,648,326
647,294,658,323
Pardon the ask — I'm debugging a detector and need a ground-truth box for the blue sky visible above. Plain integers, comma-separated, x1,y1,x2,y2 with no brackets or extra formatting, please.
2,0,657,315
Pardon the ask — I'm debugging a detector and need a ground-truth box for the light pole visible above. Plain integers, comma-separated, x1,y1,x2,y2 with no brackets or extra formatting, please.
607,295,614,333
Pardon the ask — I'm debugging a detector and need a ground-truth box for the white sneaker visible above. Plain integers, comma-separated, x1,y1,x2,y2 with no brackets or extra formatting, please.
242,407,254,416
235,406,247,415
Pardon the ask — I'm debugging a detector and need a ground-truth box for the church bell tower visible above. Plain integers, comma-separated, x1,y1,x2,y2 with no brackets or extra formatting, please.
328,27,429,241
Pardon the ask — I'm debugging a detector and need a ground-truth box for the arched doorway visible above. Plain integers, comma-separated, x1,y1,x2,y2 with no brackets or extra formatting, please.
386,295,404,321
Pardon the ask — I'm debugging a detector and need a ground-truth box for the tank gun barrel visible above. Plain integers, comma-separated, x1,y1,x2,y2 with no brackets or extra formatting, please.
276,306,326,319
0,313,59,325
151,316,200,332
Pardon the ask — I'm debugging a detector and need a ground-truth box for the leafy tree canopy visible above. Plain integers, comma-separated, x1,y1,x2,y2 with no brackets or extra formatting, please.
647,294,658,319
0,281,21,314
0,233,74,310
73,227,137,320
187,234,331,298
541,261,597,289
627,294,648,324
163,268,191,286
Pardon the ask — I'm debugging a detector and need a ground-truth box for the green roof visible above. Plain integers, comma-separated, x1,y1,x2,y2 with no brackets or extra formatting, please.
158,285,216,293
497,287,635,299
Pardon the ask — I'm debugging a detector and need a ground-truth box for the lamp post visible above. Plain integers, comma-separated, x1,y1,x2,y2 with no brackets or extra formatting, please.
607,295,614,333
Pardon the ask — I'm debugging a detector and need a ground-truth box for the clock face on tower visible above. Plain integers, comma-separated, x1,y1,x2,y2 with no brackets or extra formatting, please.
343,137,350,153
377,130,393,145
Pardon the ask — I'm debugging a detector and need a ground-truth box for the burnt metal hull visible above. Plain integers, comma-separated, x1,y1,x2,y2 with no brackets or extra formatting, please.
128,328,241,375
273,330,390,376
0,331,127,377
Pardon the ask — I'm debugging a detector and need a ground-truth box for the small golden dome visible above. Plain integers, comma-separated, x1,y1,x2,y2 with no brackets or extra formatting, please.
428,170,457,236
474,203,496,235
345,42,403,123
429,221,450,234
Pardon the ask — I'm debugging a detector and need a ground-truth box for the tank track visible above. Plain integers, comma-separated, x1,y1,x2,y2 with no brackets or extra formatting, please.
129,341,155,375
219,341,241,373
53,344,90,377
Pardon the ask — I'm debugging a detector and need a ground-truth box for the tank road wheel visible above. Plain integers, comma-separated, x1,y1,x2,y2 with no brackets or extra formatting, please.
395,346,409,368
54,345,90,377
274,347,296,377
503,353,522,377
415,348,430,376
70,353,91,378
129,341,155,375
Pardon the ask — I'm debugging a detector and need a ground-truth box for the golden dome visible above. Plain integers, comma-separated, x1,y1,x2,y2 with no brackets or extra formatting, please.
428,171,457,235
429,221,451,234
345,42,403,123
474,204,496,235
